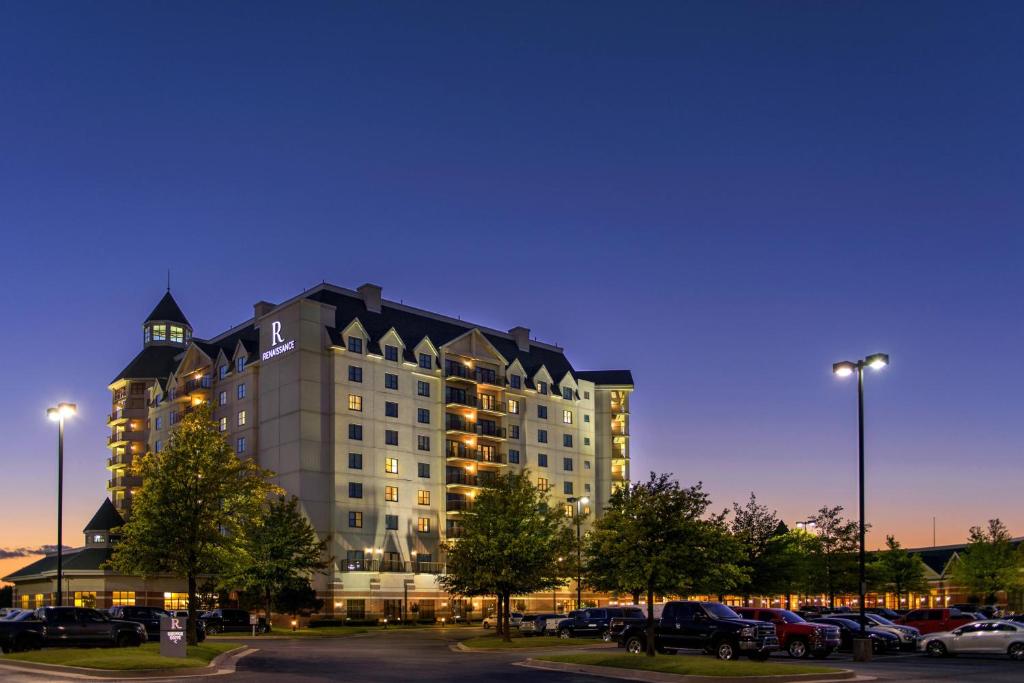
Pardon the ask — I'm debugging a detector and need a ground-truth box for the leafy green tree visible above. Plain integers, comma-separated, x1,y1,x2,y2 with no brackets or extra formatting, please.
585,473,737,656
950,519,1024,604
275,582,324,618
0,585,12,608
868,535,929,608
108,404,278,644
731,494,791,599
437,471,570,641
229,495,330,625
806,506,860,608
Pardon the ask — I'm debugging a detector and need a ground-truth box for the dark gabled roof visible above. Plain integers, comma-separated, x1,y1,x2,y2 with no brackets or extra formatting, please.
2,547,113,581
309,287,577,382
83,499,124,533
111,345,183,384
906,537,1024,577
145,292,189,326
576,370,635,386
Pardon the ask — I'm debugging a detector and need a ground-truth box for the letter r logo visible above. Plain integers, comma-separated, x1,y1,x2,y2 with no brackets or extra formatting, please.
271,321,283,345
171,618,181,629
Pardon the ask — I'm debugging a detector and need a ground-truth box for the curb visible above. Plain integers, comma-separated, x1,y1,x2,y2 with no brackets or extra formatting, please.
517,658,858,683
454,640,618,653
0,645,254,680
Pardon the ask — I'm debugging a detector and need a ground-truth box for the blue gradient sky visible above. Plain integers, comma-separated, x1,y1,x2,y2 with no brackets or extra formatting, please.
1,1,1022,578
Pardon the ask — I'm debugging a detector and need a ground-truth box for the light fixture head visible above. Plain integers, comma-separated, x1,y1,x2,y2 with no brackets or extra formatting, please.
832,361,856,378
579,496,590,506
866,353,889,370
47,407,60,422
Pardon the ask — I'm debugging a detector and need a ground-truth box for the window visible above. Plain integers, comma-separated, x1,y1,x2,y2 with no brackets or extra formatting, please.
219,364,229,379
563,503,574,517
510,374,521,389
386,514,399,530
508,398,519,414
417,435,431,451
418,462,430,478
348,365,362,382
585,482,591,493
584,437,591,446
218,391,228,406
385,429,399,446
155,416,162,430
348,337,363,353
163,592,189,610
152,324,167,341
584,390,590,399
236,437,246,453
112,591,136,606
346,599,365,619
385,344,399,361
349,424,363,440
219,417,227,432
144,327,151,343
385,485,399,502
385,457,398,474
348,511,363,528
237,410,247,426
417,380,430,397
563,387,573,400
419,353,433,369
237,383,246,399
584,460,591,469
537,476,549,491
538,429,548,443
385,373,398,390
538,381,548,395
236,356,245,373
418,489,430,505
345,550,365,570
417,517,430,533
508,449,520,464
348,394,362,411
564,481,574,495
538,453,548,467
417,408,430,424
74,591,97,608
537,405,548,419
348,482,363,498
510,424,520,440
563,457,574,471
385,401,398,418
348,452,363,469
563,434,573,447
155,439,162,453
563,410,573,424
584,414,590,423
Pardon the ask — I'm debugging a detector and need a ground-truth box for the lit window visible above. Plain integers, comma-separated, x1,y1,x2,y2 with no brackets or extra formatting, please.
537,477,549,491
218,391,227,406
563,504,573,517
418,490,430,505
163,592,189,610
385,485,399,502
385,401,398,418
508,399,519,414
385,373,398,390
144,327,151,343
385,458,398,474
152,324,167,341
169,326,184,343
348,337,363,353
112,591,136,606
418,517,430,533
348,394,362,411
349,511,362,528
219,417,227,432
74,591,97,608
237,410,247,427
385,345,399,362
563,410,572,424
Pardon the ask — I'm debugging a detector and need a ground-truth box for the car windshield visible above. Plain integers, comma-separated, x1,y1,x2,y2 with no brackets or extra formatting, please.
871,615,896,626
703,603,740,620
622,608,645,618
776,610,805,623
6,611,35,621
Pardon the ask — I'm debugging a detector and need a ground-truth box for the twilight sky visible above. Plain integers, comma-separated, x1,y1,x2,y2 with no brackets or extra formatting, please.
1,1,1022,581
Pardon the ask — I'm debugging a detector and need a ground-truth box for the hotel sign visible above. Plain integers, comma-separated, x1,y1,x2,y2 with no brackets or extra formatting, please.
262,321,295,361
160,615,187,658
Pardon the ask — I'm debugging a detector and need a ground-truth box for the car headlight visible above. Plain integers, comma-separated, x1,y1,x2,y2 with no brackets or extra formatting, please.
740,627,755,638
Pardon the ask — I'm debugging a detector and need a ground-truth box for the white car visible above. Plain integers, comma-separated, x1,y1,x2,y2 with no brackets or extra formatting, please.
482,612,523,629
920,619,1024,660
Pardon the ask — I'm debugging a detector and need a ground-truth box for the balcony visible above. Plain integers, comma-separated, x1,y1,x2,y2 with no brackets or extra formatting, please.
444,363,499,386
107,474,141,491
107,408,129,425
445,525,465,539
106,453,131,470
445,441,507,465
445,471,497,488
611,422,629,436
175,376,212,402
446,498,474,513
444,392,506,414
474,423,506,440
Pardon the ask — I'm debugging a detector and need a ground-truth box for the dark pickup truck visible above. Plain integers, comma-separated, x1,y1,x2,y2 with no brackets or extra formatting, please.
616,601,780,661
0,607,148,652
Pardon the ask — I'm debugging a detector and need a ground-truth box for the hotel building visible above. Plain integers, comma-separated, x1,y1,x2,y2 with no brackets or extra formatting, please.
102,282,634,618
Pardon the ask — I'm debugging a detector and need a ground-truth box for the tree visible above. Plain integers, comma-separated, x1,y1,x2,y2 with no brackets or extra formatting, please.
868,536,929,608
584,472,738,656
437,471,570,641
805,506,860,608
275,582,324,618
731,494,790,599
0,585,12,608
950,519,1024,604
108,404,278,644
229,495,330,626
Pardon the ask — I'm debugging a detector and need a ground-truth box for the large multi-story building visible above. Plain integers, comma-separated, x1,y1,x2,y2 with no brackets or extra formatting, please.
106,282,633,618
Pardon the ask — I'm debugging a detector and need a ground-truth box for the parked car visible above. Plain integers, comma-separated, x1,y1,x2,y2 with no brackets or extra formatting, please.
617,601,779,661
105,605,206,642
865,607,901,621
810,617,900,654
843,613,920,650
0,607,147,653
897,608,976,635
199,608,265,634
735,607,841,659
555,607,646,641
482,612,523,629
951,604,1001,619
920,619,1024,660
518,613,565,636
607,604,667,643
0,608,23,619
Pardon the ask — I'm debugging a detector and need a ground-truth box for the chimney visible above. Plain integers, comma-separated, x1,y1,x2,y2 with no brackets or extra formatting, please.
253,301,275,319
509,326,530,352
357,283,382,313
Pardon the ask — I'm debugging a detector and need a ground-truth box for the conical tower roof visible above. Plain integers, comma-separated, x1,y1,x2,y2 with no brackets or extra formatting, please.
145,291,189,326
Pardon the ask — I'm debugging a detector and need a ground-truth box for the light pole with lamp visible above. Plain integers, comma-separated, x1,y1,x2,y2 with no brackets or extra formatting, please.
568,496,589,608
832,353,888,661
46,402,77,607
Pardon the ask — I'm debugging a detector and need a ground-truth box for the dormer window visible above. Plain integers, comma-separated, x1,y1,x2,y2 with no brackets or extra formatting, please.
93,534,105,543
538,380,548,395
236,357,246,373
169,325,184,343
144,327,152,343
348,337,363,354
152,324,167,341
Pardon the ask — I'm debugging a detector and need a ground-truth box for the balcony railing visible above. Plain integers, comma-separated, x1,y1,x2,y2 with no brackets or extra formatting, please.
444,363,499,385
107,453,131,469
445,471,497,487
446,498,474,512
107,408,128,423
339,560,447,574
445,442,507,464
445,526,465,538
444,392,506,413
475,423,506,439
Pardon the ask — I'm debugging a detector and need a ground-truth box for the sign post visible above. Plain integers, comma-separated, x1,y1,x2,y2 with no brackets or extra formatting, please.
250,614,258,637
160,615,188,658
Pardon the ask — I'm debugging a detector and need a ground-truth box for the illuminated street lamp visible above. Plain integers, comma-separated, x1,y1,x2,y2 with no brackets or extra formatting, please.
568,496,589,608
47,402,77,607
832,353,888,659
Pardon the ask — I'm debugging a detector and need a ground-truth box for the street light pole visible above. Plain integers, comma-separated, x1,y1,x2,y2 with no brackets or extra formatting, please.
569,496,589,609
47,402,77,608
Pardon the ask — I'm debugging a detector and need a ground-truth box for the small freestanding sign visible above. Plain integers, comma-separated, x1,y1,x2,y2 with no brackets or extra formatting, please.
160,615,188,658
250,614,259,637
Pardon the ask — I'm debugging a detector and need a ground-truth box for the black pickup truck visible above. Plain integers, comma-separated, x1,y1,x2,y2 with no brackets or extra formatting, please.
0,607,148,652
616,601,780,660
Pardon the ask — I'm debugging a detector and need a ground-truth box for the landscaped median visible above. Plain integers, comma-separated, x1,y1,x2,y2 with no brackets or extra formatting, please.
527,653,852,682
0,641,241,671
460,635,612,650
208,625,370,639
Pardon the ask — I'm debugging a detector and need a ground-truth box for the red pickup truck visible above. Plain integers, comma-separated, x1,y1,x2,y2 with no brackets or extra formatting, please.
735,608,841,659
896,609,975,635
